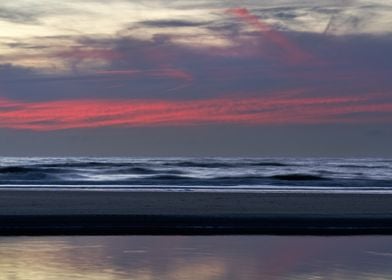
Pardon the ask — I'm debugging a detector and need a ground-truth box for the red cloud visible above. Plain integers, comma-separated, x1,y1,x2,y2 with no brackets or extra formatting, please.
0,94,390,131
147,68,193,81
226,7,313,63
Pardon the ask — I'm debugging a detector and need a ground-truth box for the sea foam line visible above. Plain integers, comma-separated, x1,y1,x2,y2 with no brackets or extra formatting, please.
0,185,392,194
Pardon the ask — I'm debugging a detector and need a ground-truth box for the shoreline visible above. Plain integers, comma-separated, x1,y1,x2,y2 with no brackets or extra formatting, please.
1,186,392,193
1,190,392,235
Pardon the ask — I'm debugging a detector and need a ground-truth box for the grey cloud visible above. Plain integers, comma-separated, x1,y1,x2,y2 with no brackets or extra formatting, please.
0,64,37,81
5,42,51,50
0,63,112,101
137,19,210,28
248,3,392,34
0,7,39,24
2,29,392,102
204,19,244,36
321,4,390,35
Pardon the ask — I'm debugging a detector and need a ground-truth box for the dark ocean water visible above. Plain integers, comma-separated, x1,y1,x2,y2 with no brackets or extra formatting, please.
0,157,391,191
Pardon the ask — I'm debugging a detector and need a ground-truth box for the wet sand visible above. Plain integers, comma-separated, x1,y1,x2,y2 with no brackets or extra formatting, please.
1,190,392,235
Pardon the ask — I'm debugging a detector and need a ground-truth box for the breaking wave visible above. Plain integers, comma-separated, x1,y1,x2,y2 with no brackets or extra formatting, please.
0,157,390,190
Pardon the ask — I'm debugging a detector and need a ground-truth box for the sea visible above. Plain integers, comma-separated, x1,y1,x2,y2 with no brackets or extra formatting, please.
2,158,392,279
0,157,391,192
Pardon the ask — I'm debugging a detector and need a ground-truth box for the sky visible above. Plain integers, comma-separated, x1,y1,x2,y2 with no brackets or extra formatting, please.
0,0,391,156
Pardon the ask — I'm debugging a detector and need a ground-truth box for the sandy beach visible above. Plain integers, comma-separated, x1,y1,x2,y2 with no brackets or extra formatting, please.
1,190,392,235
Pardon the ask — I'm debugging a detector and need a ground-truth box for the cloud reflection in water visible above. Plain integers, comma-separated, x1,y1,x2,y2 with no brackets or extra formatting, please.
0,236,392,279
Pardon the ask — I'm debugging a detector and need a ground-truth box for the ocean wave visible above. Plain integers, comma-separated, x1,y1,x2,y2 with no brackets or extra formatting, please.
251,162,290,167
336,164,390,169
163,161,235,168
0,158,390,189
107,167,186,175
38,161,139,168
145,174,193,180
0,166,72,175
103,167,157,175
270,174,328,181
0,166,37,173
0,172,59,181
163,161,290,168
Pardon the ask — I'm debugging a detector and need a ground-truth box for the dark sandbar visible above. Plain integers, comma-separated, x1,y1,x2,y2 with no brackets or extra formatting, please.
1,190,392,235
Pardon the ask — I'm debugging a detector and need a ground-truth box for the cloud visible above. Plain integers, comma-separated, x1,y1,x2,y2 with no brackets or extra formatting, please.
0,7,39,24
97,68,193,81
1,29,392,106
226,7,313,63
137,19,209,28
2,1,391,75
241,2,392,35
0,93,390,131
57,48,122,61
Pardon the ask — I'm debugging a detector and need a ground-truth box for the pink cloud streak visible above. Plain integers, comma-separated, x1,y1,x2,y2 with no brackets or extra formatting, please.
0,94,390,131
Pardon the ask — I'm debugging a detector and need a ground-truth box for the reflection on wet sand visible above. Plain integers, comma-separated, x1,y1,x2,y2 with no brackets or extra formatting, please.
0,236,392,280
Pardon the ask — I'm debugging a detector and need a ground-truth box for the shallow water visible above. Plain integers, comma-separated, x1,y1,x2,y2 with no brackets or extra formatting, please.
1,236,392,279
